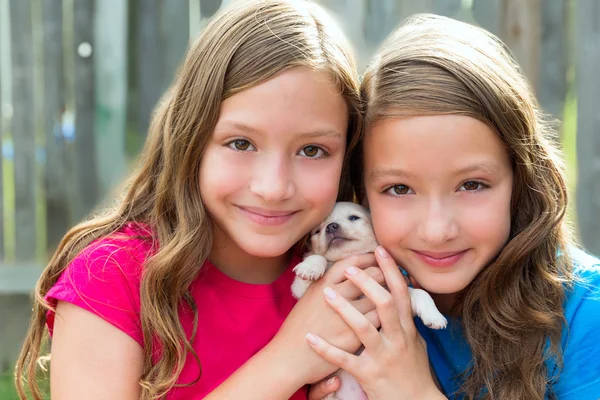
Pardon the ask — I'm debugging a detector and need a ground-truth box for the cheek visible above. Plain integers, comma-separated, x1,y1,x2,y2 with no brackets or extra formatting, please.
368,195,414,247
467,197,511,244
297,158,343,207
199,147,248,200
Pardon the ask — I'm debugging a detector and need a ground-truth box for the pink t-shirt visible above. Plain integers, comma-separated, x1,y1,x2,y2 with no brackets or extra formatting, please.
46,223,308,399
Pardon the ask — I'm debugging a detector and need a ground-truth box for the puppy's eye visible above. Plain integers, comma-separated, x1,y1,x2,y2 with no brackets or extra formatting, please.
313,229,320,235
348,215,360,221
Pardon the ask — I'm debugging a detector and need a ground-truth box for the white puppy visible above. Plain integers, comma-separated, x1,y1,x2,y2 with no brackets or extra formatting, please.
292,202,447,400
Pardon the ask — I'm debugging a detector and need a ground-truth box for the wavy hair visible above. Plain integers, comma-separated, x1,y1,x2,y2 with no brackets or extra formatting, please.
359,14,574,399
15,1,362,398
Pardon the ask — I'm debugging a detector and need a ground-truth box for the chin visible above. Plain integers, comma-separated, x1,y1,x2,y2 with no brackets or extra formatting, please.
239,237,297,259
418,277,471,296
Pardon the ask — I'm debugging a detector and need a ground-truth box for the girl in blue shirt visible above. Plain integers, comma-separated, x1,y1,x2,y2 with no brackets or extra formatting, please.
308,14,600,400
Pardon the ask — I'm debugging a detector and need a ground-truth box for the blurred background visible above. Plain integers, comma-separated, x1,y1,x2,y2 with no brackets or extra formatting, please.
0,0,599,397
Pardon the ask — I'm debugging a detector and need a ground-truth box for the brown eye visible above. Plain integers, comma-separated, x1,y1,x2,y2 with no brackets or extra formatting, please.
460,181,486,191
233,140,250,151
392,185,411,195
300,146,324,158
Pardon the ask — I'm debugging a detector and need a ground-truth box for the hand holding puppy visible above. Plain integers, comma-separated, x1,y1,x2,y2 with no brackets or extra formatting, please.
307,247,446,400
266,252,384,387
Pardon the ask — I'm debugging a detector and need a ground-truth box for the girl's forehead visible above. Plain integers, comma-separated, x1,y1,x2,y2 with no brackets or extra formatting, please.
363,115,511,177
214,68,349,138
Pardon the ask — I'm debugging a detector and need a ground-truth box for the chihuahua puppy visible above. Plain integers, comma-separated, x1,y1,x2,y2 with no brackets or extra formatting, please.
292,202,447,400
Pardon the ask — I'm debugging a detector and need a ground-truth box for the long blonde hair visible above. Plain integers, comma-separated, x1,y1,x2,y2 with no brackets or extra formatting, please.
15,1,362,398
359,14,574,399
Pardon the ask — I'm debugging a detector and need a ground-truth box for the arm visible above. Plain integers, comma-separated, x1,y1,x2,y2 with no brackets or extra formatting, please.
204,341,307,400
206,253,384,400
50,301,143,400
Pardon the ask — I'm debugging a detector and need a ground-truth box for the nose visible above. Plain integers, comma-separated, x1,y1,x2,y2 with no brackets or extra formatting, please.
417,199,459,245
249,155,295,203
326,223,339,234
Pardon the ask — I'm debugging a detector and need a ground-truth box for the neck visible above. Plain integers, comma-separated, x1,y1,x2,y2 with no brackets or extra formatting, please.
430,292,459,316
209,227,291,285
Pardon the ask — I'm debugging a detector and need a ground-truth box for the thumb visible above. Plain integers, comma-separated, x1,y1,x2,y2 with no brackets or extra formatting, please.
308,376,340,400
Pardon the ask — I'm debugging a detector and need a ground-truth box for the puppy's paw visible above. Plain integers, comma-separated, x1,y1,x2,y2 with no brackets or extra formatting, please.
422,311,448,330
293,254,328,280
291,277,313,299
408,287,447,330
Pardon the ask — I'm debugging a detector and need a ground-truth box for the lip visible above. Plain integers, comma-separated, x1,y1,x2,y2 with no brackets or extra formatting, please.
412,249,468,268
237,206,298,226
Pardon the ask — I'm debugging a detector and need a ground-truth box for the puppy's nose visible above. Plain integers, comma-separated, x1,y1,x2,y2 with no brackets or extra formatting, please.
326,223,339,234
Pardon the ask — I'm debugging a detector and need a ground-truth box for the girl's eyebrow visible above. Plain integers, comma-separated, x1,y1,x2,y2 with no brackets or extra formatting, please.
369,162,501,181
369,167,417,180
215,121,342,139
452,162,501,176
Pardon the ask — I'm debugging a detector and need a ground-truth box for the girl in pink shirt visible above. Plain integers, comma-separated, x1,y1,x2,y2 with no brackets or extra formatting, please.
15,1,380,399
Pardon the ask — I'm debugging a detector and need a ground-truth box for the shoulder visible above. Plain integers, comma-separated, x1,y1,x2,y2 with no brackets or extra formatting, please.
66,222,155,283
551,247,600,399
46,222,156,345
562,247,600,327
563,247,600,316
569,246,600,279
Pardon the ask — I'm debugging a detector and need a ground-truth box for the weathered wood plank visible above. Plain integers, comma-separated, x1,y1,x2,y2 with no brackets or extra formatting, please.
42,0,70,253
94,0,127,199
0,293,34,369
0,264,43,293
10,0,37,261
0,0,6,262
500,0,541,91
136,0,162,139
73,0,98,221
575,0,600,257
472,0,501,36
319,0,369,69
200,0,221,19
163,0,190,82
433,0,462,18
538,0,567,123
363,0,405,45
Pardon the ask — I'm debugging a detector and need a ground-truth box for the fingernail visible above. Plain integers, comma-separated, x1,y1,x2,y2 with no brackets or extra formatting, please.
324,287,337,300
306,333,319,346
346,266,358,276
377,246,389,257
327,377,337,386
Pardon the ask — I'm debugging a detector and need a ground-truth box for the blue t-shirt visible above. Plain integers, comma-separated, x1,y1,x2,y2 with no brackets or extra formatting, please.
416,248,600,399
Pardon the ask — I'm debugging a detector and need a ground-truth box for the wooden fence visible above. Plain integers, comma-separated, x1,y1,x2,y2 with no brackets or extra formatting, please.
0,0,599,369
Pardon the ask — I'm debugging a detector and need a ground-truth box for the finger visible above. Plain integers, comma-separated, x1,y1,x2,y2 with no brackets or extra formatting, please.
335,266,384,300
306,333,360,376
342,266,404,337
351,296,376,314
375,247,416,337
324,253,377,284
308,377,340,400
323,287,382,351
364,309,381,329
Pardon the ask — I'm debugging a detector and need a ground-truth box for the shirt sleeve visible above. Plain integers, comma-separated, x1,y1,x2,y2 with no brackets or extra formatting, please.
45,236,150,346
552,255,600,399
